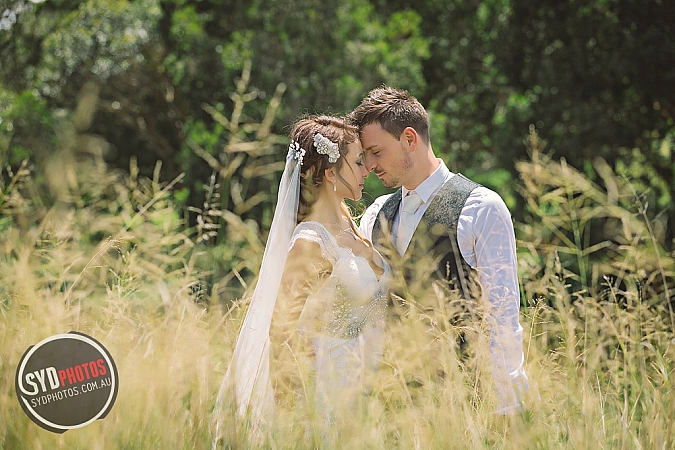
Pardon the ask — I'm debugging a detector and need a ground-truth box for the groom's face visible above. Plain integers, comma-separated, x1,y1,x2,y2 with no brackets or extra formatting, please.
360,122,413,189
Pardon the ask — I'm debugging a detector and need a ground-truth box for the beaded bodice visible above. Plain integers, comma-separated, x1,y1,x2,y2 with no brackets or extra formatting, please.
289,221,390,340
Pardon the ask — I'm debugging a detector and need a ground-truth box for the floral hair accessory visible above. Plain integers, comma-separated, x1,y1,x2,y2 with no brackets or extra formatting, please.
314,133,340,163
288,140,305,165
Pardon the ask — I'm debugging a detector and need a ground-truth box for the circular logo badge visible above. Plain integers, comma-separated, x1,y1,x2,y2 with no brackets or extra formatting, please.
15,332,119,433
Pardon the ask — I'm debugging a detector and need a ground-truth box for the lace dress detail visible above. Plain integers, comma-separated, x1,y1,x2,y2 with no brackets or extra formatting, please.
289,221,389,339
288,221,391,413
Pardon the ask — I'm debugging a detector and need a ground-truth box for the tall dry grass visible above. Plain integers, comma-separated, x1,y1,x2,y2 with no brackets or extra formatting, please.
514,128,675,449
2,101,674,449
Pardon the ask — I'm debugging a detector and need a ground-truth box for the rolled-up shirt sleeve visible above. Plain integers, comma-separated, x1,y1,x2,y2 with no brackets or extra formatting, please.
457,187,529,413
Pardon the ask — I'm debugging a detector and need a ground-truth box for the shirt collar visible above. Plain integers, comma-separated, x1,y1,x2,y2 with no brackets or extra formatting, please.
401,159,453,203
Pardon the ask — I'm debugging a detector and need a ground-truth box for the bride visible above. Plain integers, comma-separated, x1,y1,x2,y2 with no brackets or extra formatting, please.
214,116,390,442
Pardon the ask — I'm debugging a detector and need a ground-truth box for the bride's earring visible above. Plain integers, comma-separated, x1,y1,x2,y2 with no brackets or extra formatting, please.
333,179,337,192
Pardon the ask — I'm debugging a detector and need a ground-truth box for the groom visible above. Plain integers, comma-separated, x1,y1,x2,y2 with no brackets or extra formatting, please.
350,86,528,414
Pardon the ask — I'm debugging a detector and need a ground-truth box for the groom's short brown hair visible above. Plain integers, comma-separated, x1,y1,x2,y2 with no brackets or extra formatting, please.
349,86,430,144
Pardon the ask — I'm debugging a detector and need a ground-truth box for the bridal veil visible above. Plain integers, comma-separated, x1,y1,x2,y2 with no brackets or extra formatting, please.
213,143,303,441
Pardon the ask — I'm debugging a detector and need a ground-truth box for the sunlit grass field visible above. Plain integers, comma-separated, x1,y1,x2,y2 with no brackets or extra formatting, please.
1,129,674,449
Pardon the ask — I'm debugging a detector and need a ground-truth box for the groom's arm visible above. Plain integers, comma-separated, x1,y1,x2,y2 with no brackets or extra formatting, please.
458,188,528,414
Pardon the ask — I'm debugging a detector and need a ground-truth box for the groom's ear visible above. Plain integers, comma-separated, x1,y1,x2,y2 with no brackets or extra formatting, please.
401,127,419,151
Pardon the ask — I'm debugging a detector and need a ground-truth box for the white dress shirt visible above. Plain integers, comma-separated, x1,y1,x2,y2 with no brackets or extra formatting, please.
359,159,528,413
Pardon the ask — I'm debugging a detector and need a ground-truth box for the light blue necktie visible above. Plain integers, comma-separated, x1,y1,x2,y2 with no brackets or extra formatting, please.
396,191,423,255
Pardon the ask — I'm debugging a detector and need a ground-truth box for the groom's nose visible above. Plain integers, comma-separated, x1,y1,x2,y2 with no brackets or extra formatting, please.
365,153,377,172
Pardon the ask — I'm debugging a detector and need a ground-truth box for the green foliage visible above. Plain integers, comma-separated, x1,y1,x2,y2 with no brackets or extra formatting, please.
37,0,161,95
615,146,672,212
1,0,674,254
489,0,675,224
0,89,55,166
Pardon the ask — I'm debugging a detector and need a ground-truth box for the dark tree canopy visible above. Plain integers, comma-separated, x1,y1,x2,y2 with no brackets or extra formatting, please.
1,0,673,246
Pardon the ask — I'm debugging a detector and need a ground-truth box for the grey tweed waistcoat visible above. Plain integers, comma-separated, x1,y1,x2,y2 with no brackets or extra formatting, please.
372,174,481,299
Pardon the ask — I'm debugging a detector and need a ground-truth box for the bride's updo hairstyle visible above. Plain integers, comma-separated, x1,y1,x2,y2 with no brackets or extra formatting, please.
290,115,359,221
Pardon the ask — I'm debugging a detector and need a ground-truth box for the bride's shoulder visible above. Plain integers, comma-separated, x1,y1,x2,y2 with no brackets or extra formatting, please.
293,220,329,238
290,221,337,259
287,234,322,258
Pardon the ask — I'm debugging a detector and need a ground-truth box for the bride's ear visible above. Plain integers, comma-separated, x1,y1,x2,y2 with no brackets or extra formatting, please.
324,168,336,185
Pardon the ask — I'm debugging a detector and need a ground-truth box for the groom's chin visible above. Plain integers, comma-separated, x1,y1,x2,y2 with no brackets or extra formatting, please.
381,179,399,189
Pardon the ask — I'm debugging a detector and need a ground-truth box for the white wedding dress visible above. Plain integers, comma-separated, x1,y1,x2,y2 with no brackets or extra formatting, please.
286,221,391,417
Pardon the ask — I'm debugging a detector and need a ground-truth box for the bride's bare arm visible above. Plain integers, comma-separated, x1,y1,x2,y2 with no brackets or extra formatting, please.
271,238,331,350
270,238,331,397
